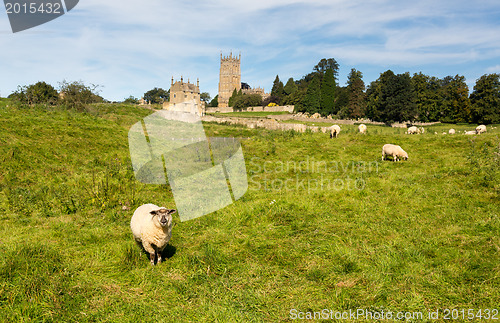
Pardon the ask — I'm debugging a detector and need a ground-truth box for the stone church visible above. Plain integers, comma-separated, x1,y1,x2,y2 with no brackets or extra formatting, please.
218,52,268,108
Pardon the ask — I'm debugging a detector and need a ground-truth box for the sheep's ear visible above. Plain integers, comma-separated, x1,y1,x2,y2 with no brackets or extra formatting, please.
167,209,177,215
150,210,158,216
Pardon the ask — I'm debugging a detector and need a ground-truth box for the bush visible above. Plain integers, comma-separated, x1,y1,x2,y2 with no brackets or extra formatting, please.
59,80,104,111
9,82,59,106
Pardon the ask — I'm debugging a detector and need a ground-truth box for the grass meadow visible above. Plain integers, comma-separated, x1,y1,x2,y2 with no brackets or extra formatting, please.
0,98,499,322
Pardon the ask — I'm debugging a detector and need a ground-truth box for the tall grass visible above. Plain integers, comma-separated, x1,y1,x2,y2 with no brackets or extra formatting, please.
0,100,498,321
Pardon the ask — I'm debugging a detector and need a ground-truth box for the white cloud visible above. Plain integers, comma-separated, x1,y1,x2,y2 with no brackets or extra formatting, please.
1,0,499,99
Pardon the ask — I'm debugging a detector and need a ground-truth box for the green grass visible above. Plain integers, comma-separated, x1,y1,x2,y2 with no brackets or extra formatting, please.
0,100,499,322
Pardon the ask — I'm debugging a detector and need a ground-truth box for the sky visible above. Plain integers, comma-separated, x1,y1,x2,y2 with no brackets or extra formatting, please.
1,0,500,101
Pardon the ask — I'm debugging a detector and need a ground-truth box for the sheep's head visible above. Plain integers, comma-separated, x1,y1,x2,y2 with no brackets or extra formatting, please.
150,208,176,227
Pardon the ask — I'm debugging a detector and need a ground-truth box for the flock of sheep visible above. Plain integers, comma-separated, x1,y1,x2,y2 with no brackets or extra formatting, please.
131,122,491,265
328,123,489,163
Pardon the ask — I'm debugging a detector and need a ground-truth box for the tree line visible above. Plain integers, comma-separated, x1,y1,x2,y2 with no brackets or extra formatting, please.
8,80,104,111
269,58,500,124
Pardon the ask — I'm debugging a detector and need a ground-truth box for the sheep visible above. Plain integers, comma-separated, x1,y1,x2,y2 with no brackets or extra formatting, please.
449,129,456,135
330,125,341,138
464,130,476,135
476,125,487,134
358,124,367,134
407,126,420,134
382,144,408,162
130,204,176,265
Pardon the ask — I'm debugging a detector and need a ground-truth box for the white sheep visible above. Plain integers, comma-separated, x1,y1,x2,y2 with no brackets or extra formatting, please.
382,144,408,162
464,130,476,135
407,126,420,134
330,125,341,138
476,125,487,134
130,204,176,265
358,124,367,134
448,129,456,135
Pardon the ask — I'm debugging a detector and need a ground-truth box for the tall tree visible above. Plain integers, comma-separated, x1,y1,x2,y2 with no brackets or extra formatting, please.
345,68,365,119
470,73,500,124
440,75,472,123
283,77,298,96
365,70,415,123
320,68,336,115
412,73,442,122
271,75,284,103
300,74,321,114
313,58,339,80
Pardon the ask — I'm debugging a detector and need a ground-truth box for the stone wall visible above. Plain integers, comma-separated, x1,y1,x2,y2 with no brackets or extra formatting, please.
205,105,294,114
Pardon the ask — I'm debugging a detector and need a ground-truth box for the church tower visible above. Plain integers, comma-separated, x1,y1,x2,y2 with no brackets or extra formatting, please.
218,52,241,108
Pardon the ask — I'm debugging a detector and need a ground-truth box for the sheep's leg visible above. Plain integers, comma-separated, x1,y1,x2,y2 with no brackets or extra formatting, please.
149,252,156,265
154,245,162,263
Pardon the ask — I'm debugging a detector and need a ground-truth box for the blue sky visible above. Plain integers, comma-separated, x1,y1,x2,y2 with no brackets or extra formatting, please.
1,0,499,101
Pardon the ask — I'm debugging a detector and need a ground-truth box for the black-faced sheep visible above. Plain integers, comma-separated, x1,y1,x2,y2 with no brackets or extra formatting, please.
476,125,487,134
130,204,176,265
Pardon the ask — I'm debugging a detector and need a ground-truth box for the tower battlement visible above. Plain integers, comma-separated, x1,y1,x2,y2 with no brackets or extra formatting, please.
218,52,241,108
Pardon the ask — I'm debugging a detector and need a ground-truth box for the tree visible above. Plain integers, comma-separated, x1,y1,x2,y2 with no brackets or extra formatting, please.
412,73,442,122
440,75,471,123
271,75,284,103
283,77,298,96
123,96,139,104
59,80,103,111
228,88,239,107
320,68,336,115
313,58,339,80
365,70,416,123
299,74,321,114
233,94,263,110
200,92,211,105
143,87,169,104
344,68,365,119
10,81,59,105
209,95,218,107
470,73,500,124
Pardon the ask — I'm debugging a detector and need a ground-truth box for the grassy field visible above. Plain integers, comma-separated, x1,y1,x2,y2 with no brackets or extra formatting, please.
0,100,499,322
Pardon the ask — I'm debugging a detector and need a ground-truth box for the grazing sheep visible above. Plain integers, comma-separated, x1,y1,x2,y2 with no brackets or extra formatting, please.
130,204,176,265
476,125,487,134
442,132,447,135
449,129,456,135
382,144,408,162
330,125,341,138
358,124,367,134
407,126,420,134
464,130,476,135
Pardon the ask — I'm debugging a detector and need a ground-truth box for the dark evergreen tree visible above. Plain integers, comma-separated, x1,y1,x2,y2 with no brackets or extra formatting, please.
283,77,298,96
320,68,336,116
300,74,321,114
345,68,365,119
271,75,284,104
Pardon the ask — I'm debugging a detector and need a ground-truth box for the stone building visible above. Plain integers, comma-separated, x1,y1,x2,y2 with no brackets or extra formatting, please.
218,52,269,107
163,76,203,115
218,53,241,108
